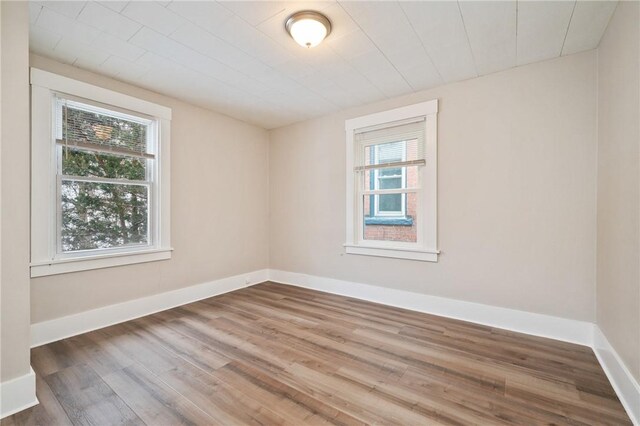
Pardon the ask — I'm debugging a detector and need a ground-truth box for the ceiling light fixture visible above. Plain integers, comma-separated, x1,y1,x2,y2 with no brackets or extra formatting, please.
285,11,332,48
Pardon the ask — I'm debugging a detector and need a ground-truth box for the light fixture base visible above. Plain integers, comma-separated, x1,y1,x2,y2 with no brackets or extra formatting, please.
285,10,332,48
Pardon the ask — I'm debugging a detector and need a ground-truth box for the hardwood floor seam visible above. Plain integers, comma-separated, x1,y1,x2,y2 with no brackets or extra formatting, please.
3,282,632,425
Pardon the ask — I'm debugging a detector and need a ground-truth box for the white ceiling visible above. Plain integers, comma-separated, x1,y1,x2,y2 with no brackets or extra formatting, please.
29,1,618,129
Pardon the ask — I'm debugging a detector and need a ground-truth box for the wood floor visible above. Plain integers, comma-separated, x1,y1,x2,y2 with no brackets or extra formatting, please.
2,282,631,425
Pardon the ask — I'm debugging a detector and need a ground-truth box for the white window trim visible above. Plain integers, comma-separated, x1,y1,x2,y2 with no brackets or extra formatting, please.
345,99,438,262
30,68,172,277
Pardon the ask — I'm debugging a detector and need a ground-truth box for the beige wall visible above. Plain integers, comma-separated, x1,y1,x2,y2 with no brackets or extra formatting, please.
30,55,270,324
6,1,638,389
1,2,31,381
596,1,640,382
269,51,598,322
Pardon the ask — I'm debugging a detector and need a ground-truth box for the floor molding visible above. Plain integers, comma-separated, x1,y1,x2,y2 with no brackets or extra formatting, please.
30,269,269,348
268,269,594,346
26,268,637,424
269,269,640,424
593,326,640,425
0,367,38,419
31,268,594,349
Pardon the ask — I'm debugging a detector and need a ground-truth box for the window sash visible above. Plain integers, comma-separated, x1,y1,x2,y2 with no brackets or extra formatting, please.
354,158,425,172
359,188,421,195
371,140,406,217
361,188,417,195
354,120,425,173
374,193,405,216
357,192,421,249
54,98,157,257
57,176,153,255
354,117,425,142
56,240,153,258
60,174,152,186
55,93,156,124
56,139,155,160
56,178,154,254
55,96,155,157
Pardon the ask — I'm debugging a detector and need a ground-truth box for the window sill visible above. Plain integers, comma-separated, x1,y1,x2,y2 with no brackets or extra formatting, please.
344,244,438,262
364,216,413,226
30,248,173,278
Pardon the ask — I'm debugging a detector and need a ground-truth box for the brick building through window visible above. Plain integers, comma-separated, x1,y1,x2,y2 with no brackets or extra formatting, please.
363,139,418,242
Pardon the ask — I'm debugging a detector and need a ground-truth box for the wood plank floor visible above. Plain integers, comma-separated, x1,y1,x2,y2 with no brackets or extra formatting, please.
2,282,631,425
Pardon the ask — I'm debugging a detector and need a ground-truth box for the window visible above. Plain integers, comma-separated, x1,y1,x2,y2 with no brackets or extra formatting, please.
57,99,153,253
31,69,172,277
373,141,406,217
345,100,438,261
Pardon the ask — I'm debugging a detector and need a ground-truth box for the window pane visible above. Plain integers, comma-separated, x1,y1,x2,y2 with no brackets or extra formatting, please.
378,176,402,190
363,194,417,243
379,167,402,177
378,194,402,212
364,138,419,167
61,180,149,252
62,103,148,153
377,141,404,162
362,166,419,191
61,148,147,180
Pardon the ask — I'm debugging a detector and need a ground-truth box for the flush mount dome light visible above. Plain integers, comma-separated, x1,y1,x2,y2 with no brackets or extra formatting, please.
285,11,332,48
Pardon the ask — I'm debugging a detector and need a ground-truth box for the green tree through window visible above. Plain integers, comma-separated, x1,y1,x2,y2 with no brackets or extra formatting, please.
59,102,152,252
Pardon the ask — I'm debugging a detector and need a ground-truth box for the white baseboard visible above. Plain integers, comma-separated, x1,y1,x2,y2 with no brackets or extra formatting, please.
0,367,38,419
268,269,640,424
30,267,594,349
30,269,269,348
25,267,637,424
268,269,594,346
593,326,640,425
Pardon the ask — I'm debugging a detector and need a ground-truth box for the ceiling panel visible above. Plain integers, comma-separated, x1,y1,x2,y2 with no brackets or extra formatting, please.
517,1,576,66
29,0,618,129
327,29,376,59
218,1,288,26
98,1,129,13
169,24,257,71
210,15,296,67
316,2,355,39
31,1,85,19
77,2,141,40
338,1,427,93
339,1,442,91
255,6,376,110
30,26,62,54
562,0,617,56
54,37,110,69
459,0,517,75
400,1,477,83
121,1,185,35
28,2,42,24
130,27,252,90
36,7,100,43
92,32,145,62
100,55,149,80
167,1,233,34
